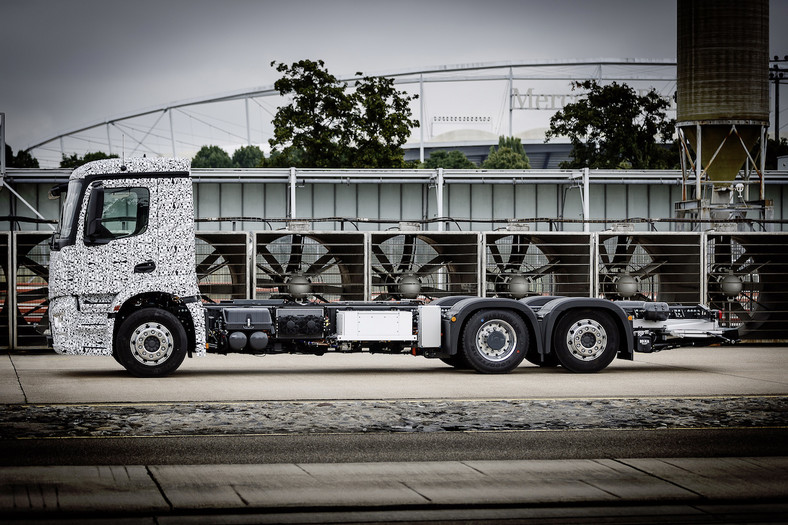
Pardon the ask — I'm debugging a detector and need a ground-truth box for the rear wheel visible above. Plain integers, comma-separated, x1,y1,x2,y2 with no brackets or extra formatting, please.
115,308,187,377
553,309,618,373
460,309,528,373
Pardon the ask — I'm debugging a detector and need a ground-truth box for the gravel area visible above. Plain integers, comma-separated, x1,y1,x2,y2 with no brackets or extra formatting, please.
2,396,787,438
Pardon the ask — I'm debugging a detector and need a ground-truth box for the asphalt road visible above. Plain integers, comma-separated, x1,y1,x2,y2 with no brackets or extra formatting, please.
3,428,788,466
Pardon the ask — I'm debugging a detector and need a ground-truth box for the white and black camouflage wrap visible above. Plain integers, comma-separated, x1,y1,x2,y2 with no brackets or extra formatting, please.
49,158,206,357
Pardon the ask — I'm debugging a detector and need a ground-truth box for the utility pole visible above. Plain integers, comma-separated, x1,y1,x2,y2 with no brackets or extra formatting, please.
769,55,788,143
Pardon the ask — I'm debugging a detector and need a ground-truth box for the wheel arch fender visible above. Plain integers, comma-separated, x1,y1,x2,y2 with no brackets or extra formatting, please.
539,298,634,360
445,297,541,356
112,292,198,357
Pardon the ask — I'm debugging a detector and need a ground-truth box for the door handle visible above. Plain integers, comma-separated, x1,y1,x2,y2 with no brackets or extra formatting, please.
134,260,156,274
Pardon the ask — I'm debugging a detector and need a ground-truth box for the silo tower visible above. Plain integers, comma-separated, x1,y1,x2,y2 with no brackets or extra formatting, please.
675,0,771,230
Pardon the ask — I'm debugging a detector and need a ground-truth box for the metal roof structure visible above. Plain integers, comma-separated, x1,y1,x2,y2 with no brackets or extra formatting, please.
24,59,677,168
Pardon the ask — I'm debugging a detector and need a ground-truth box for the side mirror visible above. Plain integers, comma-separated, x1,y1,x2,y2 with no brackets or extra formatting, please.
48,182,68,200
84,184,109,245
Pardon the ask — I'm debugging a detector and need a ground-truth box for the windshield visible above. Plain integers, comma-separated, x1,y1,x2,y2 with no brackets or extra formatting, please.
52,179,83,250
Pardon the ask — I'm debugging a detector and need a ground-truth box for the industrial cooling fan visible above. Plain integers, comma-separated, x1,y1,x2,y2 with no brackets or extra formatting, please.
370,233,478,300
598,233,701,304
195,233,248,301
705,233,788,338
485,233,592,298
10,233,51,347
255,233,364,302
598,235,664,301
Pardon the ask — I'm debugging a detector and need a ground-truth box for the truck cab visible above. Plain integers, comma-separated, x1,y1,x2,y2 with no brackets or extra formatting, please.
48,158,205,376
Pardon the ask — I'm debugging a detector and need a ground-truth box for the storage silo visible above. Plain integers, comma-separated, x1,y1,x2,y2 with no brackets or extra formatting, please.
675,0,770,228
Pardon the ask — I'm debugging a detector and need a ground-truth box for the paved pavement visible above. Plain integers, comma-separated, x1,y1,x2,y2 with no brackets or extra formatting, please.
3,344,788,404
1,345,787,522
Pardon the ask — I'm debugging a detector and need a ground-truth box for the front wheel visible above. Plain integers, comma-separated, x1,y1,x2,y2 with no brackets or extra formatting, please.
553,309,619,373
460,309,528,373
115,308,187,377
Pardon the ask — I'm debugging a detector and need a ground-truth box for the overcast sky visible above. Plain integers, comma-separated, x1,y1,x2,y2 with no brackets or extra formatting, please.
1,0,787,155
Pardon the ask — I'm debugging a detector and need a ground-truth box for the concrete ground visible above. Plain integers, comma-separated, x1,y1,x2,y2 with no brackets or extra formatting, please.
1,345,787,523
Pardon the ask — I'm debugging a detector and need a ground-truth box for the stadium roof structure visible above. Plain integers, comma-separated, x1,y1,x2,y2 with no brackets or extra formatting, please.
25,59,676,167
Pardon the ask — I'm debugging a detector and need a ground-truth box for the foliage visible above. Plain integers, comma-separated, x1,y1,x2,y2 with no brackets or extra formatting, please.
422,150,477,169
346,74,420,168
59,151,118,169
269,59,419,168
545,80,676,169
482,136,531,169
766,137,788,170
4,145,39,168
232,145,265,168
192,145,233,168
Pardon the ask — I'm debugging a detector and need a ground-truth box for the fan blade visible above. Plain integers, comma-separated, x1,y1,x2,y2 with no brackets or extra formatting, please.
415,254,446,278
200,284,236,295
311,284,345,295
258,245,285,276
528,261,559,276
632,260,666,278
305,253,336,276
195,250,222,277
505,235,526,273
285,235,303,274
398,235,416,273
198,260,229,280
372,245,395,276
488,242,504,270
19,256,49,280
16,287,49,301
611,237,636,267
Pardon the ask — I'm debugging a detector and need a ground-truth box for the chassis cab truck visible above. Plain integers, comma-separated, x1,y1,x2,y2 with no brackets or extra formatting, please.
47,158,733,377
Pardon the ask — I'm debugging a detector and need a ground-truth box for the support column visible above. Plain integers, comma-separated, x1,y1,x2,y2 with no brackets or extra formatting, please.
435,168,444,232
582,167,590,233
419,74,424,164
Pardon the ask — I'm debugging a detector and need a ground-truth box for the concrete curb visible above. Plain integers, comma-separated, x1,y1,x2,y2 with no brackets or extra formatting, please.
2,457,786,518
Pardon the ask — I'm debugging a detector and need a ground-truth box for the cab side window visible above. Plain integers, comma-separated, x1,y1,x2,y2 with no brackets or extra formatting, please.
85,187,149,244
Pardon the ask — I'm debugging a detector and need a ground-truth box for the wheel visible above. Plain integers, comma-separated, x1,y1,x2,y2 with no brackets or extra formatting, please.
553,309,619,373
460,309,528,373
114,308,187,377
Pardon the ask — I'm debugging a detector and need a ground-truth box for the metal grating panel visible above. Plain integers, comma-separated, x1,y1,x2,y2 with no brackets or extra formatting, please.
195,232,250,301
255,232,365,302
597,233,702,305
0,232,9,349
14,233,51,348
370,232,479,300
706,233,788,341
485,233,592,298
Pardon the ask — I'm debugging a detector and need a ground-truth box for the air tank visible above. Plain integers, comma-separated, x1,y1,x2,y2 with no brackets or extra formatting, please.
676,0,769,184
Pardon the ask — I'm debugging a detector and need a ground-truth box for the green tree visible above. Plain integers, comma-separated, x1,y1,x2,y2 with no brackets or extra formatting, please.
59,151,117,169
422,150,477,169
269,59,353,167
192,145,233,168
269,59,419,168
232,145,265,168
4,145,39,168
347,75,419,168
546,80,676,169
482,136,531,169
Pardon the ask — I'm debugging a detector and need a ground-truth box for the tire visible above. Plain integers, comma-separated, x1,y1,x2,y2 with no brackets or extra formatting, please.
114,308,187,377
460,309,528,373
553,309,619,373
